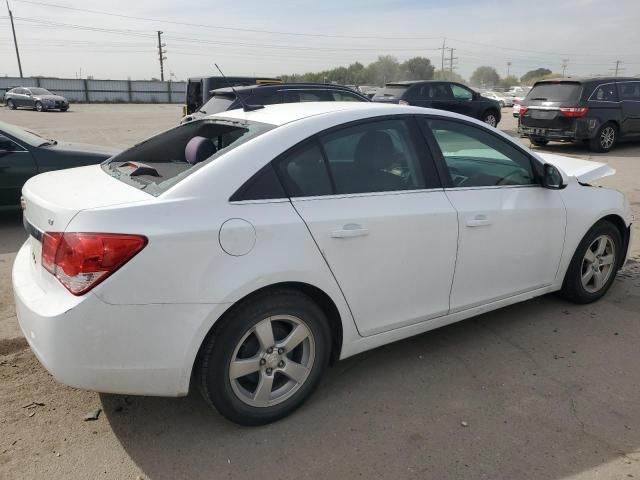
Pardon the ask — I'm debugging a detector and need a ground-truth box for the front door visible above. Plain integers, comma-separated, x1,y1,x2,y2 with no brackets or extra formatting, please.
420,116,566,311
275,117,458,336
0,134,38,206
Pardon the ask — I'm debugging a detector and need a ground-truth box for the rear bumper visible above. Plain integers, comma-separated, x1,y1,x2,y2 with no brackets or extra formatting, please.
12,241,220,397
519,117,596,141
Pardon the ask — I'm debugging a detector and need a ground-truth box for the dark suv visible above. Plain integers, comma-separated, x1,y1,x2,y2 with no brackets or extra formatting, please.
372,81,502,127
519,77,640,152
181,83,369,123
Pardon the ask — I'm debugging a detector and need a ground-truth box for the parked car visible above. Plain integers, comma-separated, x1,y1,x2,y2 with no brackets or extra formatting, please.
481,91,513,107
512,101,522,118
519,77,640,152
372,80,502,126
15,102,631,425
184,76,282,116
0,121,117,208
4,87,69,112
181,83,369,123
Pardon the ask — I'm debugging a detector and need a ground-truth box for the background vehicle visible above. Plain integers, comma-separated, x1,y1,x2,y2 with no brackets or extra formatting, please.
481,91,507,107
14,102,630,426
181,83,369,123
519,77,640,152
184,76,282,115
0,121,116,208
4,87,69,112
372,80,502,126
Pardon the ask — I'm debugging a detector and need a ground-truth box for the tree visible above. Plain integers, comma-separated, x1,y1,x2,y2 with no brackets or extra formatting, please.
520,68,552,85
470,66,500,87
498,75,520,88
400,57,435,81
433,69,466,83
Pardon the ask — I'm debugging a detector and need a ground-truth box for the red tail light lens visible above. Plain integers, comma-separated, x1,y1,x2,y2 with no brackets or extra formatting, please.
560,107,589,118
42,232,147,295
519,106,529,116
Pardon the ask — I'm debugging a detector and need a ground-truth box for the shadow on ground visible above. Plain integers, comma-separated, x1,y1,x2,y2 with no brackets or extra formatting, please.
102,275,640,479
0,211,25,255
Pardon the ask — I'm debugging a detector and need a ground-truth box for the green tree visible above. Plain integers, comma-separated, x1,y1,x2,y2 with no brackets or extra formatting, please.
498,75,520,88
520,68,552,85
399,57,435,81
433,69,466,83
470,66,500,87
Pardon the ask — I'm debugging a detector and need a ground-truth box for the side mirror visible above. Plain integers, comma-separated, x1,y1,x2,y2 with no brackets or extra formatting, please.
542,163,566,189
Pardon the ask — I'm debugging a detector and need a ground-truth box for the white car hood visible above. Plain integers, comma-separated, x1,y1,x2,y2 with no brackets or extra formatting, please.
537,152,616,183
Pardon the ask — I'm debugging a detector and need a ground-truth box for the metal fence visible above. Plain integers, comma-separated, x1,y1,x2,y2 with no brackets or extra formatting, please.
0,77,186,103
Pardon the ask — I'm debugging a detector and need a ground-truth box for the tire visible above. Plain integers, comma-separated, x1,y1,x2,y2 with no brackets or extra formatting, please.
560,220,622,304
589,122,617,153
197,289,331,425
482,110,499,127
60,107,68,112
529,137,549,147
6,99,16,110
35,101,44,112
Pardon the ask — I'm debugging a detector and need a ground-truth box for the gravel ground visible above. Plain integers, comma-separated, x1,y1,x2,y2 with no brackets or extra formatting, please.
1,104,639,480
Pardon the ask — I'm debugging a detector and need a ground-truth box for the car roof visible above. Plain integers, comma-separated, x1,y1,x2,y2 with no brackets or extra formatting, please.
208,101,464,127
210,83,360,95
384,80,449,86
534,76,638,85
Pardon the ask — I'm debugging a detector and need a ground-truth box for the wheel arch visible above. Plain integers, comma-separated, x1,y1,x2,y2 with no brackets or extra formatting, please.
189,281,344,391
597,213,630,267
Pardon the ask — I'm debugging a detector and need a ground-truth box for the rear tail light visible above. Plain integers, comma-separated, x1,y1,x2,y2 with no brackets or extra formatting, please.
42,232,147,295
398,99,409,105
560,107,589,118
519,106,529,116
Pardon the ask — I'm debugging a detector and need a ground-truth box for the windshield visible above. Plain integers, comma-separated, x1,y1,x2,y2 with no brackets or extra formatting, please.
527,83,581,102
198,94,236,115
102,118,274,196
0,120,55,147
29,88,53,95
372,85,409,100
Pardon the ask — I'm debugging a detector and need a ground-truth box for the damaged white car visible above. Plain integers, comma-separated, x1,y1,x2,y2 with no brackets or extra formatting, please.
13,102,632,425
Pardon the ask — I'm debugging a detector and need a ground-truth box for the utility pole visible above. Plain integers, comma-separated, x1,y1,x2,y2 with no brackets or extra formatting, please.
507,61,512,77
6,0,23,78
157,31,167,81
561,59,569,77
449,48,458,73
614,60,621,76
440,38,446,73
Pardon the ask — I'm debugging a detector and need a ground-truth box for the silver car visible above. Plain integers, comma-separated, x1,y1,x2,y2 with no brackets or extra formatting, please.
4,87,69,112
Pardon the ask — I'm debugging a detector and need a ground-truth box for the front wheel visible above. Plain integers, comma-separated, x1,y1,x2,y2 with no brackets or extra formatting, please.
35,101,44,112
529,137,549,147
589,122,617,153
197,289,331,425
560,220,622,304
482,111,498,127
60,107,68,112
6,99,16,110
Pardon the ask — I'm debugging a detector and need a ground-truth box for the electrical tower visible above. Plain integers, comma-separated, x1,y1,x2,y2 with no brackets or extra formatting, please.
448,48,458,75
157,31,167,81
561,59,569,77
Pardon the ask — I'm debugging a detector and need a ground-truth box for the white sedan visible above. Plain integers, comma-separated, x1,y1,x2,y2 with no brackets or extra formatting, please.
14,102,632,425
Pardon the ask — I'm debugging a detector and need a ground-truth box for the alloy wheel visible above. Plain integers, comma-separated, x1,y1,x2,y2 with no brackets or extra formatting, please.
229,315,315,407
580,234,616,293
600,126,615,150
484,114,497,127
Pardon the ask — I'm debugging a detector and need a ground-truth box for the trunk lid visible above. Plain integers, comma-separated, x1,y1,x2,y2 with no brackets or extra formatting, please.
520,81,584,129
22,164,151,235
537,152,615,183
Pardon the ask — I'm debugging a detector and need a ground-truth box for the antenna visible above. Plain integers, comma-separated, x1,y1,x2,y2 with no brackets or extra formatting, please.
214,63,264,112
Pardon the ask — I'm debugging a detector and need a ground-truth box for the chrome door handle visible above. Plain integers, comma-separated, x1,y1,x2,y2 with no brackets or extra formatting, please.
466,215,491,227
331,224,369,238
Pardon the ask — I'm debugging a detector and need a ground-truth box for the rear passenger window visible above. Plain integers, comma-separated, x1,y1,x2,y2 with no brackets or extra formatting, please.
618,82,640,101
593,84,618,101
320,119,426,194
298,91,327,102
275,143,333,197
330,91,363,102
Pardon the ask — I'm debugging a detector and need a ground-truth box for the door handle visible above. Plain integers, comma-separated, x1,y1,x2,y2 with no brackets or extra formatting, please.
466,215,491,227
331,224,369,238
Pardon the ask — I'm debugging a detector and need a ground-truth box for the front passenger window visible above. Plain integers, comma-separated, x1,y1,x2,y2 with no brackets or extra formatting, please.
0,135,25,152
425,118,536,187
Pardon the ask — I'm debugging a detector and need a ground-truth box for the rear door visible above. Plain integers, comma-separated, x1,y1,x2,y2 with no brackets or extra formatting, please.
0,134,38,206
520,81,583,131
275,116,459,336
617,81,640,135
419,116,565,311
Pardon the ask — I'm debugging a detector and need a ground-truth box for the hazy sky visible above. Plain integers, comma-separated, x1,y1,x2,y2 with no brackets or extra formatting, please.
2,0,639,81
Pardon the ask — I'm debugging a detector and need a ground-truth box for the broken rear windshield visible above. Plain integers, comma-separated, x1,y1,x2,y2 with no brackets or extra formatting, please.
101,118,274,196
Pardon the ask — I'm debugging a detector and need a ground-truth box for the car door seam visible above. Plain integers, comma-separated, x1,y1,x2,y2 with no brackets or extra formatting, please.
443,190,460,317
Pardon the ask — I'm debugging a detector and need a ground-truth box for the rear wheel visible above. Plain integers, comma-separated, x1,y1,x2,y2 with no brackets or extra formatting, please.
6,99,16,110
560,220,622,304
35,101,44,112
197,289,331,425
529,137,549,147
482,110,499,127
589,122,617,153
60,107,68,112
